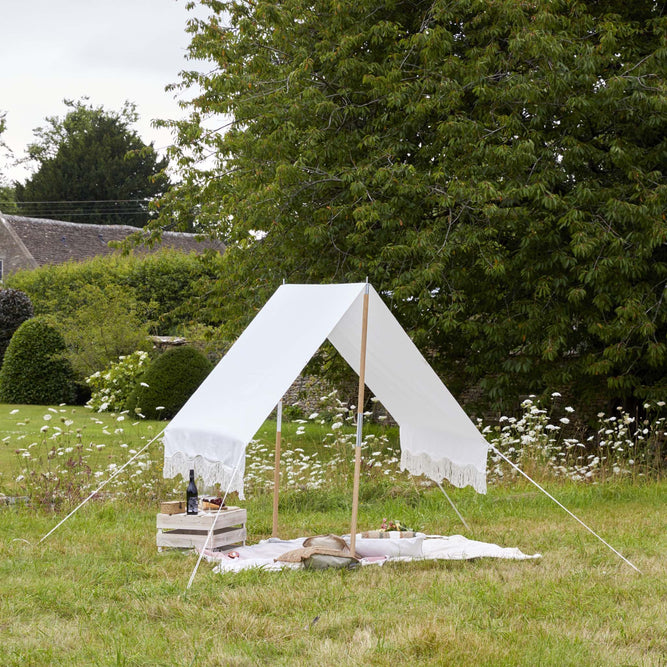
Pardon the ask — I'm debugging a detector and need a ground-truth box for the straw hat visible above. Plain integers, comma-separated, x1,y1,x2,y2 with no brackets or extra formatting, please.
276,534,359,565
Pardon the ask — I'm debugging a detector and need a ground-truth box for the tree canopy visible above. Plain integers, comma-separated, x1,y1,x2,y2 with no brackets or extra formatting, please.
14,99,170,227
161,0,667,411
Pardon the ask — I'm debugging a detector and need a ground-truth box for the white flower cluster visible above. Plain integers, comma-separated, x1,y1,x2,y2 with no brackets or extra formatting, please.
86,351,150,413
483,396,665,482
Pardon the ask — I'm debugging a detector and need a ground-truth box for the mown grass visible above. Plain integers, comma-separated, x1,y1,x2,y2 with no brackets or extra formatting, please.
0,404,665,665
1,480,665,665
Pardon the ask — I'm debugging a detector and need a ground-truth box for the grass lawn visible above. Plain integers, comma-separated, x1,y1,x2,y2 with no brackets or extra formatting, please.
0,404,665,665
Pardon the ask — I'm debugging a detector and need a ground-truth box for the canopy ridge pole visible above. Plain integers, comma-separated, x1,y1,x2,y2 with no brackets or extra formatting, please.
436,481,471,533
350,283,370,558
490,445,642,574
187,449,246,591
39,428,166,544
272,399,283,538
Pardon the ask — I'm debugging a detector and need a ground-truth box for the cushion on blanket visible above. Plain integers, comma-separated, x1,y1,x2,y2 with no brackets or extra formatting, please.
347,533,425,558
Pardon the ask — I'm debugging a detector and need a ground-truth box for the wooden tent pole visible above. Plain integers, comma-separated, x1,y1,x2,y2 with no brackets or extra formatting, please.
272,399,283,538
350,283,370,557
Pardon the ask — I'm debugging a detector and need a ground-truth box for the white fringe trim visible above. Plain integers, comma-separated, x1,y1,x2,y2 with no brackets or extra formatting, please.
163,452,246,500
400,450,487,494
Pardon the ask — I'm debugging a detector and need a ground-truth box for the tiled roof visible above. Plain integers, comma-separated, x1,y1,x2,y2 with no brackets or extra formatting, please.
2,215,224,265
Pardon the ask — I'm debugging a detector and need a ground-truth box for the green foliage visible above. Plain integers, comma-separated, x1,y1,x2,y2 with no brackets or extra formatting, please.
13,99,170,226
54,283,152,378
0,288,33,365
86,351,152,412
0,317,75,405
126,346,212,420
4,249,226,336
160,0,667,411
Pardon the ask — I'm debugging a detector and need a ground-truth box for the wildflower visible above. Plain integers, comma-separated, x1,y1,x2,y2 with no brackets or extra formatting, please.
560,417,570,424
565,406,575,413
40,425,48,433
43,414,52,421
10,409,19,415
308,412,319,420
140,382,149,388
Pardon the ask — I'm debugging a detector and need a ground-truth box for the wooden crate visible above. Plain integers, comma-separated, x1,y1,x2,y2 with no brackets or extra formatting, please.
156,507,247,552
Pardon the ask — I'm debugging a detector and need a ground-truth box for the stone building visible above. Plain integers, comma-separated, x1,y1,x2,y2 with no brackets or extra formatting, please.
0,212,224,279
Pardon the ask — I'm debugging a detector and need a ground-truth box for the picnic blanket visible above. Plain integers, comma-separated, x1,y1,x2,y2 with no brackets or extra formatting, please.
198,534,541,573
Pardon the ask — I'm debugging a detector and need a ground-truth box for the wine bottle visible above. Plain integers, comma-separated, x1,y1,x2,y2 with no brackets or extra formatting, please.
186,469,198,515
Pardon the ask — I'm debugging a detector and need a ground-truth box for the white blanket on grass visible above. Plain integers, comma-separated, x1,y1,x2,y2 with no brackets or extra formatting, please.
200,535,541,573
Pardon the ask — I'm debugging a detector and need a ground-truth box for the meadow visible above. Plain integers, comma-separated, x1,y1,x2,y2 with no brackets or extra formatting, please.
0,401,665,666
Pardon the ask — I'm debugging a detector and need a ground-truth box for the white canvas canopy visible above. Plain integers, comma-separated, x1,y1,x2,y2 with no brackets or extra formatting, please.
163,283,489,498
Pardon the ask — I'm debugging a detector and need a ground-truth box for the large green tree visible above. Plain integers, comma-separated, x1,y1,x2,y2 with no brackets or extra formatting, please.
161,0,666,410
15,99,170,227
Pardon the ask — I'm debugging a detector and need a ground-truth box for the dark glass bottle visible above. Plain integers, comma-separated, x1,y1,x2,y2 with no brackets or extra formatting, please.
186,469,198,515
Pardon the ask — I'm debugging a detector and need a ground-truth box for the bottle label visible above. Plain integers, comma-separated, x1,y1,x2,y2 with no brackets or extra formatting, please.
187,497,198,514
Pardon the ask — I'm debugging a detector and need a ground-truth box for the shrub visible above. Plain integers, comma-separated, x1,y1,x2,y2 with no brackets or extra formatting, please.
5,249,225,335
86,350,152,412
56,284,152,378
0,288,34,365
126,346,213,420
0,317,76,404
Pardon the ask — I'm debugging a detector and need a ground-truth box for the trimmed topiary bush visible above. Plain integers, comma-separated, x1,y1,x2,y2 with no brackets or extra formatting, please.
0,317,76,404
126,346,213,420
0,288,34,365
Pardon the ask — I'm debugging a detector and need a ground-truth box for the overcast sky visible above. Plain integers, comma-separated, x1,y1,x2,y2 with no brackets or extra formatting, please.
0,0,211,183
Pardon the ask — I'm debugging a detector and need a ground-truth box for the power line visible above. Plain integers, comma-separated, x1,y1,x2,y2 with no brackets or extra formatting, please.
0,198,158,219
0,198,154,205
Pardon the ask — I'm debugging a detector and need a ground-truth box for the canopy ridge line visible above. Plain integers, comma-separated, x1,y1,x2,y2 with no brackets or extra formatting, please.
39,428,167,544
490,445,642,574
186,449,246,591
436,481,471,533
350,283,370,558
